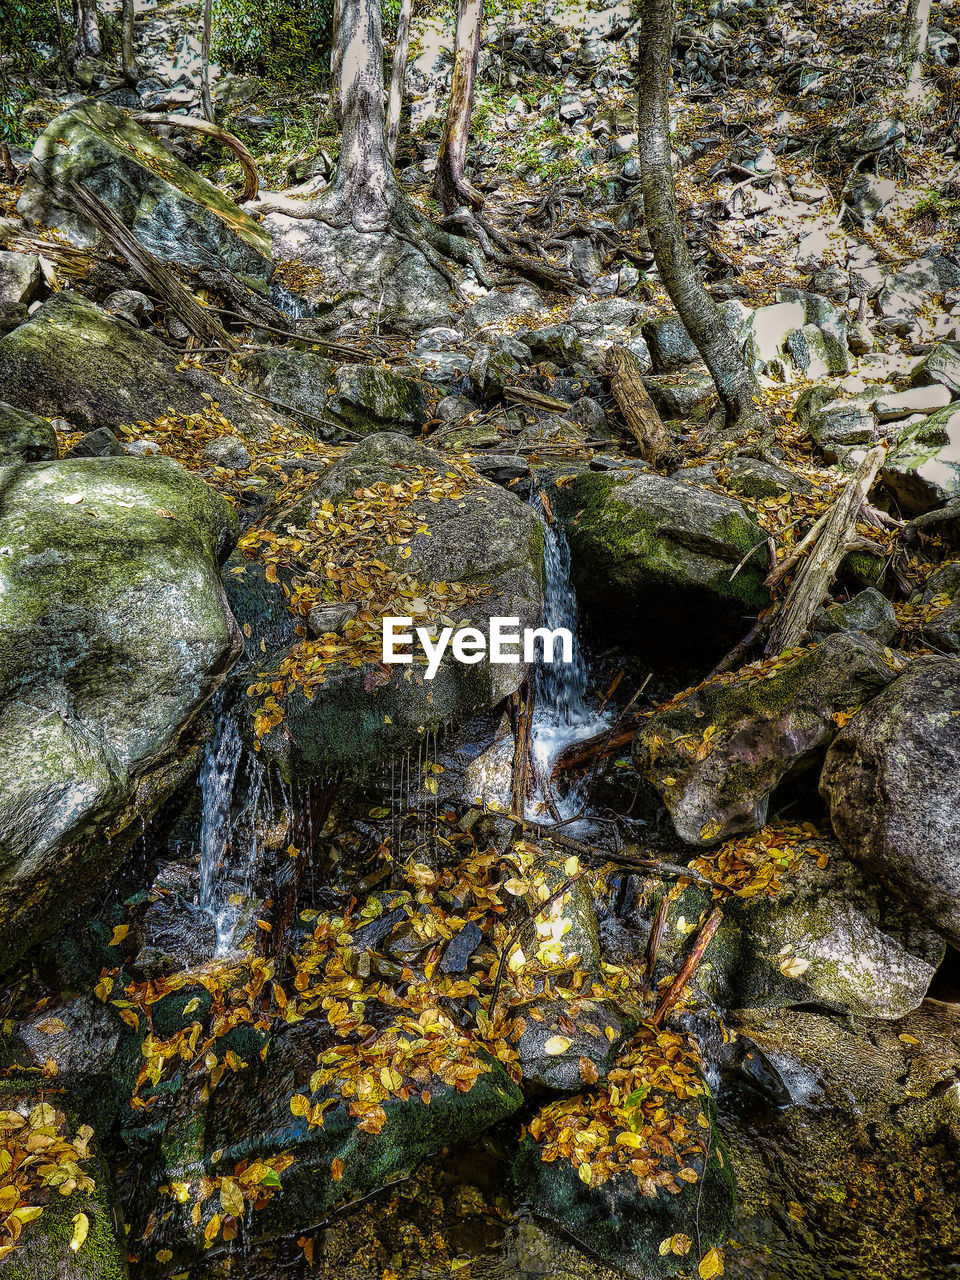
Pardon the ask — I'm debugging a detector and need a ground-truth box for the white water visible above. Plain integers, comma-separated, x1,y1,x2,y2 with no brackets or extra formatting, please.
198,703,264,956
527,499,610,820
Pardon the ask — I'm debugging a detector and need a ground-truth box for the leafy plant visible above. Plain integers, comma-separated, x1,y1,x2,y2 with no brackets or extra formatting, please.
212,0,333,80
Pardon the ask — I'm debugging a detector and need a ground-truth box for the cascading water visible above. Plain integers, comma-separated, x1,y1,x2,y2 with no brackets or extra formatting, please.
198,702,263,956
527,498,609,819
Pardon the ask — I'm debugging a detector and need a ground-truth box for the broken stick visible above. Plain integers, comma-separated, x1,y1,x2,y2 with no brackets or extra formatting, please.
608,344,681,470
652,907,723,1027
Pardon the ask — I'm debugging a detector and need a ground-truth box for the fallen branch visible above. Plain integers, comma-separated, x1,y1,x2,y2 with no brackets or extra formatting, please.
652,907,723,1027
58,175,238,351
134,112,260,201
644,894,670,992
550,727,637,779
510,679,535,818
764,445,886,655
607,345,680,469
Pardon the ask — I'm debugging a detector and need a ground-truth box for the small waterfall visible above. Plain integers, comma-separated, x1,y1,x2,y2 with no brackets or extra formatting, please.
198,703,261,956
527,498,609,819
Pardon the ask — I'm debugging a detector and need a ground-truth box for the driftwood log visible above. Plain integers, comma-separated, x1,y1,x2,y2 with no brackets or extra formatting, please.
607,344,681,469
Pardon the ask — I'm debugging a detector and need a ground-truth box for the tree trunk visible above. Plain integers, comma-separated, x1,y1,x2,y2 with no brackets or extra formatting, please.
386,0,413,164
72,0,102,60
120,0,136,82
322,0,397,231
330,0,344,126
200,0,214,121
901,0,932,91
435,0,484,213
636,0,763,435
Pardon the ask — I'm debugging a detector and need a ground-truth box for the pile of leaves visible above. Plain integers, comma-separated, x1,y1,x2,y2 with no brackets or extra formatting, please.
0,1100,96,1263
156,1152,294,1252
690,822,827,900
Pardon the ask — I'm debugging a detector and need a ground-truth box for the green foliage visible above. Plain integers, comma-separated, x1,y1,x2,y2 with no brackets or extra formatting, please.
212,0,333,80
0,0,58,145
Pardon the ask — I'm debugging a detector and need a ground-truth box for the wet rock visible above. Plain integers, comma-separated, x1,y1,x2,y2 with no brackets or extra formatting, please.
0,250,45,306
634,633,898,846
515,997,637,1092
821,656,960,946
19,99,271,277
0,400,57,463
67,427,125,458
0,456,241,972
811,587,898,646
659,846,943,1018
238,434,543,777
550,468,769,659
0,293,279,437
881,402,960,512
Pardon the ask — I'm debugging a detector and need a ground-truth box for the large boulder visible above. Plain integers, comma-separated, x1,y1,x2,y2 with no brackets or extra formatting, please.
881,402,960,512
0,455,241,972
634,634,899,846
0,293,279,437
909,340,960,397
18,99,271,277
820,656,960,946
548,468,769,660
230,433,544,776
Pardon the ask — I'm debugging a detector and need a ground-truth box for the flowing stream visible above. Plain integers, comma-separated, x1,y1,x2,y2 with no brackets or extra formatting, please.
527,499,609,819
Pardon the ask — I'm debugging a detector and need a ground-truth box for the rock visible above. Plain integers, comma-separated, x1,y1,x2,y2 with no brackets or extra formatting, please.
0,400,57,463
874,385,953,421
841,173,897,223
642,313,701,371
0,1079,128,1280
881,403,960,513
19,100,271,277
469,338,527,400
722,1006,960,1275
237,346,336,425
436,393,478,422
569,295,642,332
879,257,960,325
787,323,850,377
0,455,240,972
0,293,279,437
656,845,942,1018
470,453,529,484
326,364,428,436
722,456,813,500
559,95,588,122
102,287,155,324
513,1029,734,1280
515,997,637,1091
634,634,898,846
812,587,899,646
643,369,717,418
846,319,875,355
66,427,125,458
917,563,960,653
203,435,252,470
462,284,544,331
741,300,806,368
820,656,960,945
0,301,28,337
796,386,877,458
235,434,544,777
262,214,456,333
549,468,769,659
517,324,584,366
0,250,45,306
908,340,960,396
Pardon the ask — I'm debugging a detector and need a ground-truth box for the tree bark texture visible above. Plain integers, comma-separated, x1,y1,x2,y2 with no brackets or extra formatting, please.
72,0,102,60
637,0,763,434
200,0,214,121
901,0,932,90
386,0,413,164
121,0,137,83
435,0,484,213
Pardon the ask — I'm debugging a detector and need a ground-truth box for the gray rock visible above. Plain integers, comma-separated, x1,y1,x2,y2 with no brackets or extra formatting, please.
437,393,478,423
0,293,279,437
812,588,899,646
102,287,155,324
841,173,897,224
462,284,544,331
515,997,636,1091
634,633,898,845
879,257,960,324
19,99,271,277
469,338,526,400
820,656,960,946
881,403,960,513
550,468,769,657
0,250,45,306
875,385,953,421
325,365,428,436
642,312,701,371
66,426,125,457
0,455,240,972
916,562,960,653
0,400,57,463
787,324,850,377
643,369,716,418
203,435,252,470
0,301,28,337
909,341,960,396
723,456,813,500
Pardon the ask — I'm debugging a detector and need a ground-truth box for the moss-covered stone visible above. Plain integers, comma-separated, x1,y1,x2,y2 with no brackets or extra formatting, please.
0,293,280,436
0,455,241,971
549,468,769,661
633,633,897,845
18,99,271,276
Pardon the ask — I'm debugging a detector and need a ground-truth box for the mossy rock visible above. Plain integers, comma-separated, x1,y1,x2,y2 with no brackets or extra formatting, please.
18,99,271,276
549,468,769,662
0,293,280,436
0,455,240,972
0,399,57,462
633,633,898,845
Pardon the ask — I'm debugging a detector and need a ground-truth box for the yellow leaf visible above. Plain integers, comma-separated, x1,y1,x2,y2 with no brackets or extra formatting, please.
543,1036,572,1056
331,1158,344,1182
698,1246,725,1278
290,1094,310,1119
109,924,129,947
219,1177,244,1218
577,1162,592,1186
671,1233,692,1257
778,956,810,979
70,1212,89,1252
